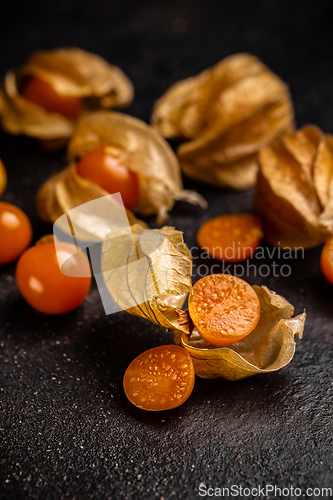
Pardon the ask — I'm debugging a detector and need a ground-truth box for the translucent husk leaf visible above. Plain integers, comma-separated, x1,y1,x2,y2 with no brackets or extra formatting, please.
151,53,294,189
0,159,7,198
36,164,146,241
254,125,333,249
0,48,134,140
101,225,193,332
67,111,207,223
174,286,305,381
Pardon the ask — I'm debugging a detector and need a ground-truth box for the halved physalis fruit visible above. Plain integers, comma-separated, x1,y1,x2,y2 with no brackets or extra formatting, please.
0,160,7,198
22,76,82,120
0,202,32,265
16,240,91,314
76,146,140,210
188,274,260,347
320,238,333,285
123,345,195,411
197,214,263,262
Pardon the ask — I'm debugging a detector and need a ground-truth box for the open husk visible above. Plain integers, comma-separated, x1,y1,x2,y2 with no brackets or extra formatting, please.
151,53,294,189
101,225,193,331
254,125,333,249
175,286,305,380
0,159,6,198
0,48,134,141
101,225,304,380
65,110,207,223
36,164,145,241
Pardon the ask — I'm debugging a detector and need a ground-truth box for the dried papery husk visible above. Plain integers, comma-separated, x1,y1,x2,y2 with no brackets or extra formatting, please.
174,286,305,381
0,159,7,198
254,125,333,249
0,72,74,140
0,48,134,141
21,48,134,105
152,53,294,189
36,164,146,242
101,225,193,333
67,111,207,223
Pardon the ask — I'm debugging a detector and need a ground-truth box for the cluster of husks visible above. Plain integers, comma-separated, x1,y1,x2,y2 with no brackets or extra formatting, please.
3,48,331,249
152,53,294,189
0,48,307,381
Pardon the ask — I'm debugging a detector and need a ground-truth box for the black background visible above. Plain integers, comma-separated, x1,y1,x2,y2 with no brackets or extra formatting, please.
0,1,332,499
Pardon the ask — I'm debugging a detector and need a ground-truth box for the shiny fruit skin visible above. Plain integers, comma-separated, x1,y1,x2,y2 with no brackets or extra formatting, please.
76,147,140,210
188,274,260,347
16,242,91,314
22,76,82,120
0,202,32,265
123,345,195,411
197,214,263,262
320,238,333,285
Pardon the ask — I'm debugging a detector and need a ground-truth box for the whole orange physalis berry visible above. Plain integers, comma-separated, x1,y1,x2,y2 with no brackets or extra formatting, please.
0,202,32,264
22,76,82,120
123,345,195,411
16,241,91,314
197,214,263,262
76,146,140,210
188,274,260,347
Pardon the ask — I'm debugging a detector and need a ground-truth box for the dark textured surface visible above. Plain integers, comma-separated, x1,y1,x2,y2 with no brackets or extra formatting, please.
0,1,333,499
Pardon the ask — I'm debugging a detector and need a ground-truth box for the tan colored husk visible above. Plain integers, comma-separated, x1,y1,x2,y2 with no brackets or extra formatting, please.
174,286,305,380
36,164,146,241
0,72,74,139
0,48,134,140
101,225,193,332
151,53,294,189
101,224,304,380
254,125,333,249
67,111,207,223
0,159,7,198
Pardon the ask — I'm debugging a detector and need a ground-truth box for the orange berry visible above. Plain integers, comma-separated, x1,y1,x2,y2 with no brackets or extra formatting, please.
197,214,263,262
188,274,260,347
76,146,140,210
22,76,82,120
123,345,195,411
320,238,333,285
16,242,91,314
0,202,32,264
